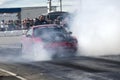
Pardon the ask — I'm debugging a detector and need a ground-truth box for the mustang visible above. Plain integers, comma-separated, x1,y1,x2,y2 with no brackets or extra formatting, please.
21,24,78,58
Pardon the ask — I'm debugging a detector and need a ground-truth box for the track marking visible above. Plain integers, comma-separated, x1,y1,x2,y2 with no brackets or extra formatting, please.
0,68,27,80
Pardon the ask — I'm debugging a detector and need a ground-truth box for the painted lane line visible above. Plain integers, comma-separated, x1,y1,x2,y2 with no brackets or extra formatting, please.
0,68,27,80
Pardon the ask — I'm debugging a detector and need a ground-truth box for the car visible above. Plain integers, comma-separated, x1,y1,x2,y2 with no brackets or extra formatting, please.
21,24,78,59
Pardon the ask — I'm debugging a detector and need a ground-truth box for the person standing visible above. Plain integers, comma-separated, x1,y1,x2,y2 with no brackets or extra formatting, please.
0,20,5,31
39,15,48,25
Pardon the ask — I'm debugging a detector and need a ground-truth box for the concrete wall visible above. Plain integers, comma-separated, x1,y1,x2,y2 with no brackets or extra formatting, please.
21,7,48,20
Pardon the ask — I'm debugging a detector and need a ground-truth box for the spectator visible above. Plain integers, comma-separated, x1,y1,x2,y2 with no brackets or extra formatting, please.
5,21,8,31
14,20,21,30
26,18,31,29
38,15,48,25
0,20,5,31
21,19,27,29
29,19,34,27
8,20,15,31
34,18,40,26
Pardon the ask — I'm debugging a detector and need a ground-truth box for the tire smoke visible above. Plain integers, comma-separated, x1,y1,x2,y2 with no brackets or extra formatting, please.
21,42,53,61
71,0,120,56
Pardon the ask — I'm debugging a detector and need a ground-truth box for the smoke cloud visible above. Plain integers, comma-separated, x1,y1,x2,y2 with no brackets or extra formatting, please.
71,0,120,56
22,43,52,61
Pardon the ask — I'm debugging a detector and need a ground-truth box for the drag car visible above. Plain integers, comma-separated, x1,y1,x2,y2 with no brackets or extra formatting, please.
21,24,78,58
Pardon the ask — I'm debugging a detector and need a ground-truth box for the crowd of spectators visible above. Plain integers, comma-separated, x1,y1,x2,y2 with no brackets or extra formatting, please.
0,20,21,31
0,15,69,31
21,15,49,29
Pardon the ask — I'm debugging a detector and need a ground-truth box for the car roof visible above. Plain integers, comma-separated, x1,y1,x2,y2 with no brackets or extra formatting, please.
32,24,59,29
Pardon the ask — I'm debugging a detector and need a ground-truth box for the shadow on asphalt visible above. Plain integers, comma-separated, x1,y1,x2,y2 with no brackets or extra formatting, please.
0,76,20,80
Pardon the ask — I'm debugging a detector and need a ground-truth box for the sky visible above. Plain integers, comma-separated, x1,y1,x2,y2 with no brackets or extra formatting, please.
0,0,76,11
0,0,48,7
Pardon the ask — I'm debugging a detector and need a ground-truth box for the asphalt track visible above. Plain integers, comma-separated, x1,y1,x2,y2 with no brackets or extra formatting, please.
0,35,120,80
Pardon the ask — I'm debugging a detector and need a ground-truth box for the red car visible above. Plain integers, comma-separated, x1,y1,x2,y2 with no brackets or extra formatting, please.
21,24,78,58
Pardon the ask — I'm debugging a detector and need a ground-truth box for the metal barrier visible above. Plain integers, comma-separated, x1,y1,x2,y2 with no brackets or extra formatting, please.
0,30,27,37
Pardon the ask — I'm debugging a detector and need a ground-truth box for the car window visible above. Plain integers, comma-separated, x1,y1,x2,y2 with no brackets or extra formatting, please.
33,26,69,42
33,26,67,37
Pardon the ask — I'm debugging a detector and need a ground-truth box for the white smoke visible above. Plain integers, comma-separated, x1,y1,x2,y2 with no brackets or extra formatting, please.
71,0,120,56
21,42,53,61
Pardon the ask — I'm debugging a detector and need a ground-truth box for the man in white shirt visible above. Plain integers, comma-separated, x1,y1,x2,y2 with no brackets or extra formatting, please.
0,20,5,31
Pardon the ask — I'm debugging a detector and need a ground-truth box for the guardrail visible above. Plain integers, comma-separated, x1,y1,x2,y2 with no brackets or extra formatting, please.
0,30,27,37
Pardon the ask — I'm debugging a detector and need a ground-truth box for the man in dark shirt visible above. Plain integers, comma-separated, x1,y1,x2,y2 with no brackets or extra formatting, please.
38,15,48,25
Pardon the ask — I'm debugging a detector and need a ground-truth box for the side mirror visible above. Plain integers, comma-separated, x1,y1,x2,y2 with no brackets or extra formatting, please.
26,34,32,37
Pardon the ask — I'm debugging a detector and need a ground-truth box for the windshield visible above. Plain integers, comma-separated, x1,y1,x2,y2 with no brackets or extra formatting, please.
33,26,69,42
